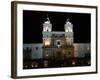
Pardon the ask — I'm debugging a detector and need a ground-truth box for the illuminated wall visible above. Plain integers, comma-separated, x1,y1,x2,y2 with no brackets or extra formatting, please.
23,44,43,59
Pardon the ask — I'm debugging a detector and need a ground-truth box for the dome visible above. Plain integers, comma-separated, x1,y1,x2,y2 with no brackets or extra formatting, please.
66,21,71,25
65,18,72,25
44,21,50,24
44,15,51,24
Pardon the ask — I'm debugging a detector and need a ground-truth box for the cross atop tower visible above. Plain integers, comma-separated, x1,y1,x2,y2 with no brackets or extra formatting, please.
67,18,70,22
46,14,50,21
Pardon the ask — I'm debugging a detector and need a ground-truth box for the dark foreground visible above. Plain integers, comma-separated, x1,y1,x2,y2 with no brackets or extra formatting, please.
23,58,90,69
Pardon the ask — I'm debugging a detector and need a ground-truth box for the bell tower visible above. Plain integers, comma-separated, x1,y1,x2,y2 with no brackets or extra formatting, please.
64,18,74,58
64,18,73,45
42,16,52,46
42,16,52,60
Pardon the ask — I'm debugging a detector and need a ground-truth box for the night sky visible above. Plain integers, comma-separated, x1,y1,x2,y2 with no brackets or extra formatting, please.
23,10,91,43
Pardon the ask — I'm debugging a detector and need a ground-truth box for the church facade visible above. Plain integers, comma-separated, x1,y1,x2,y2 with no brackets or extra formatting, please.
23,16,90,68
23,17,90,60
42,17,74,60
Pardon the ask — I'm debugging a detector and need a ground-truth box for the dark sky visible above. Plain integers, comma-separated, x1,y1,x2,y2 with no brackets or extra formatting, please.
23,10,91,43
